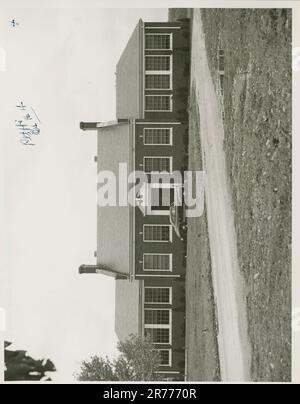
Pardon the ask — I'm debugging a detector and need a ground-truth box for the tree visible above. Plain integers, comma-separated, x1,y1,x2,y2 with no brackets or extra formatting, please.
4,341,56,381
76,334,162,381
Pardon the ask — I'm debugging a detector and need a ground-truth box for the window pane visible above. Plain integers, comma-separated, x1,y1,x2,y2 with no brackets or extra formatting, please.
145,328,170,344
145,35,171,50
144,254,171,270
144,128,171,145
144,225,171,241
145,309,170,325
145,96,171,111
145,74,170,89
144,287,171,303
145,56,170,71
144,157,171,172
157,350,170,365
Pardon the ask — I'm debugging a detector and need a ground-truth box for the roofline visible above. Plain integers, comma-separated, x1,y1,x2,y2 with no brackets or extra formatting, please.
139,20,145,119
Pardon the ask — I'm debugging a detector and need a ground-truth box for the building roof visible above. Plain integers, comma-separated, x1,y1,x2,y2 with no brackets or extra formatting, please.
96,122,134,276
116,19,144,120
115,279,143,341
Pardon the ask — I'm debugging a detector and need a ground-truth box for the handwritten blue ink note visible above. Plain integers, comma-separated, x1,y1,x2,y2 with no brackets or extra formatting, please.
15,102,41,146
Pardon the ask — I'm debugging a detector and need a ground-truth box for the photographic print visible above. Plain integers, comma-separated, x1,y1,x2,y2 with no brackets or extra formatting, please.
0,1,296,386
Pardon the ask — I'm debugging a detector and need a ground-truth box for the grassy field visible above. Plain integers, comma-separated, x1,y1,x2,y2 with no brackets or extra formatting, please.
170,8,292,382
201,9,292,382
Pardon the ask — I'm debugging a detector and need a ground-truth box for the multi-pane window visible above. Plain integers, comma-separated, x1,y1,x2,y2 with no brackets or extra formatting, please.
143,225,172,242
157,350,171,366
145,56,170,71
144,287,171,304
145,74,170,89
144,157,172,173
145,34,172,50
144,128,172,145
145,95,172,111
143,254,172,271
145,309,170,325
145,328,170,344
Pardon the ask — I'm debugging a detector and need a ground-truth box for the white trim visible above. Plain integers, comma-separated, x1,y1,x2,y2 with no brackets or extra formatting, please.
143,127,173,146
143,253,173,272
144,286,172,305
146,26,181,30
143,156,173,173
149,210,170,216
143,224,173,243
136,122,181,125
145,33,173,51
136,274,180,278
145,95,173,112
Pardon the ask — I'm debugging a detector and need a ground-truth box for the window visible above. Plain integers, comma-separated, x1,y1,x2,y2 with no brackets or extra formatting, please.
145,309,170,325
144,287,172,304
145,95,172,112
145,74,170,89
143,225,172,242
145,56,170,71
144,128,172,145
156,349,171,366
143,254,172,271
145,34,172,50
145,328,170,344
143,157,172,173
145,55,172,91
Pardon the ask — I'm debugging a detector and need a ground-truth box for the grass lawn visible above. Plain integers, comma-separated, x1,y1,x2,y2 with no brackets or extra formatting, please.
201,8,292,382
170,7,292,382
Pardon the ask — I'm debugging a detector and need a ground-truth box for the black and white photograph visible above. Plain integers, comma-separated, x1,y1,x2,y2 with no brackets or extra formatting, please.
0,0,298,386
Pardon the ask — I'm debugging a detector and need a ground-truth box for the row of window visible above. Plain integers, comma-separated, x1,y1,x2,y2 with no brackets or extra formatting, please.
144,293,172,365
144,36,172,113
144,36,174,369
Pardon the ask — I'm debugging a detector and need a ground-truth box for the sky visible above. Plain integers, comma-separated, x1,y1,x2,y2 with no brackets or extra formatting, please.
0,6,167,382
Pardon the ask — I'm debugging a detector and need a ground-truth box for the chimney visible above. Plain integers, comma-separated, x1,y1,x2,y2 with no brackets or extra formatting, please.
80,122,98,131
78,264,128,279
